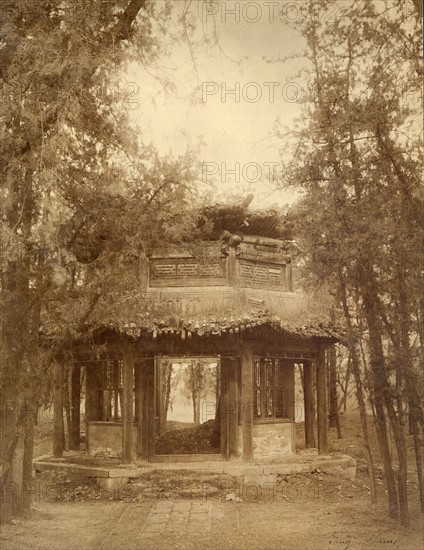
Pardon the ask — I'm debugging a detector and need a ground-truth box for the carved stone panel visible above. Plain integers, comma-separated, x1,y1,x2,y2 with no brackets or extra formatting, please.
149,257,226,287
237,260,287,290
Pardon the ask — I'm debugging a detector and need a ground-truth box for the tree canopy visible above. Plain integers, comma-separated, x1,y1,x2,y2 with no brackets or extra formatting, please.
0,0,201,521
283,0,423,525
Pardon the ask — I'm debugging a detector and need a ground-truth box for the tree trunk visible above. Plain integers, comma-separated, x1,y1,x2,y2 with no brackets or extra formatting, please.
192,391,200,424
340,278,377,503
410,410,424,513
0,392,25,522
328,345,341,437
53,361,65,458
363,293,402,521
339,353,352,413
22,394,36,511
63,364,71,451
0,191,38,522
396,263,424,513
70,365,81,450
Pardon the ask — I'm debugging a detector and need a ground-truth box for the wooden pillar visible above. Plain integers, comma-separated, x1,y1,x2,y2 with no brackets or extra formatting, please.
104,391,112,421
148,360,155,457
96,365,104,420
134,363,140,423
113,361,119,421
228,360,238,459
303,360,315,448
85,362,97,454
85,363,98,422
53,360,64,458
121,350,134,464
283,360,295,422
221,357,238,459
328,345,339,429
156,358,164,435
317,349,328,455
286,262,293,291
139,361,148,460
70,365,81,450
241,346,253,461
135,363,142,456
138,358,155,460
220,361,228,457
104,361,112,421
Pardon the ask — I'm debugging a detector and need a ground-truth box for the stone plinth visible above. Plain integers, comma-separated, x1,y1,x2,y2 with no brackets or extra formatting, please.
87,422,137,458
252,422,295,459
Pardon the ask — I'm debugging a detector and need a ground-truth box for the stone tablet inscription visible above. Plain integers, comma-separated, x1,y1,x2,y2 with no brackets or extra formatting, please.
238,261,286,289
154,264,177,277
177,263,198,277
150,258,226,287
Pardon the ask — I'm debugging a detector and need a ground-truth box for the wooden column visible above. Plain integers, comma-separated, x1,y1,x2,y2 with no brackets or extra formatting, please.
53,360,64,458
134,363,140,424
241,346,253,461
220,360,228,457
317,349,328,455
135,363,142,457
139,358,155,460
70,365,81,450
102,391,110,421
303,360,315,448
228,361,238,459
96,365,105,420
139,361,148,459
283,360,295,421
85,364,98,421
286,262,293,291
104,362,112,421
148,360,155,457
113,361,120,421
121,350,134,463
221,357,238,459
156,359,165,435
85,363,97,454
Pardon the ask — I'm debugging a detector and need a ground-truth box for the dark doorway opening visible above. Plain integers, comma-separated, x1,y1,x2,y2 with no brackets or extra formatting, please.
154,357,221,455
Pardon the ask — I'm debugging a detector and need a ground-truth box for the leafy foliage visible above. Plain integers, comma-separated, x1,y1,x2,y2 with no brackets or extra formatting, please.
282,0,423,525
0,0,200,521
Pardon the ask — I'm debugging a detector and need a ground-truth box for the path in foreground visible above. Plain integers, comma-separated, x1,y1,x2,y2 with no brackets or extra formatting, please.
0,496,422,550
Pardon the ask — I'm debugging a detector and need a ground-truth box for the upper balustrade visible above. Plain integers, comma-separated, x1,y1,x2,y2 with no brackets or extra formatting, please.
147,234,297,293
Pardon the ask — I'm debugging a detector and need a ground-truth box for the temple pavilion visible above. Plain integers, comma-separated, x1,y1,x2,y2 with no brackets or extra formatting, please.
51,207,341,464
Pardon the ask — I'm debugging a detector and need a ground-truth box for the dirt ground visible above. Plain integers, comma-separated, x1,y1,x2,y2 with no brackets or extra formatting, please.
0,413,423,550
0,487,422,550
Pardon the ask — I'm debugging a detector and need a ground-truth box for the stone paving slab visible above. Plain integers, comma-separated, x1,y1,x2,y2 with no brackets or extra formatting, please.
138,500,212,540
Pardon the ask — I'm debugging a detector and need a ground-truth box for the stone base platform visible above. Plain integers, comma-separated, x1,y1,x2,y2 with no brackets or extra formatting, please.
34,450,356,489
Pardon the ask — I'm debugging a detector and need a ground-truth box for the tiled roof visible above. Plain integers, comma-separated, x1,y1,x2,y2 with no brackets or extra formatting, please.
41,285,342,344
102,310,342,341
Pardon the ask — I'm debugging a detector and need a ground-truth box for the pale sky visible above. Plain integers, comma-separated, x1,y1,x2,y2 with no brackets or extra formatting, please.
125,0,312,209
121,0,420,209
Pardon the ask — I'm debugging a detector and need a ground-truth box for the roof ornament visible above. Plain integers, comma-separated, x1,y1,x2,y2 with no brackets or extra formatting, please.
220,230,242,257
